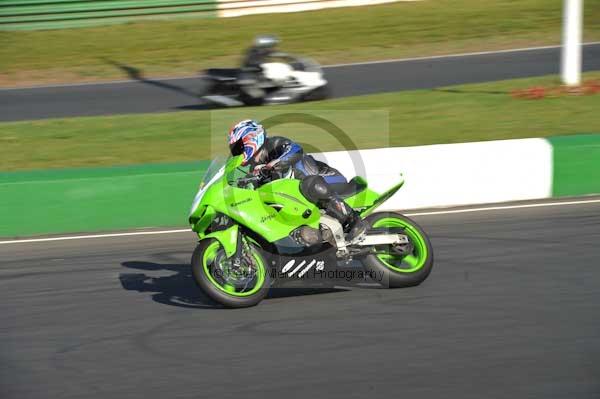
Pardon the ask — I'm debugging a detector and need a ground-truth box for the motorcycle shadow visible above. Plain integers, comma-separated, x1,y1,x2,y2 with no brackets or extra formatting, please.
119,261,349,309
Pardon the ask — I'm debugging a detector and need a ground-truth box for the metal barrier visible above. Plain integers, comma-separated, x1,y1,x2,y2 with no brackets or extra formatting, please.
0,0,219,30
218,0,406,18
0,0,411,30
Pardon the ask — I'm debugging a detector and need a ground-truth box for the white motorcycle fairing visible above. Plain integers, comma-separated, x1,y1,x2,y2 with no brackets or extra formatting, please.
202,56,329,107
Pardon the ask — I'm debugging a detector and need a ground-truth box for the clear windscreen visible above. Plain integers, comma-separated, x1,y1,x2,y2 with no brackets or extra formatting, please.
201,155,227,186
201,155,249,187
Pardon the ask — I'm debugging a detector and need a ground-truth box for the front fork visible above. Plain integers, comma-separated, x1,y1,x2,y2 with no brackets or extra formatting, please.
232,228,244,268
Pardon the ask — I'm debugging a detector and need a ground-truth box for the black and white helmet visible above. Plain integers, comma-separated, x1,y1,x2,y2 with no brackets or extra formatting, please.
253,35,279,48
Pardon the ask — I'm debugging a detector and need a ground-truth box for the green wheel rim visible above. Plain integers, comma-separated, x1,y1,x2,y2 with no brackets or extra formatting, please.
372,217,429,273
202,241,266,297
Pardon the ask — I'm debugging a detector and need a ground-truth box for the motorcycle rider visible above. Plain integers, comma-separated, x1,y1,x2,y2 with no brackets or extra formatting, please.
239,35,284,102
242,35,282,69
228,119,367,241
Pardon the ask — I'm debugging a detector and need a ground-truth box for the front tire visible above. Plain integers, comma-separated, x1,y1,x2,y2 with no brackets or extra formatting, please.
191,238,270,308
302,84,330,102
361,212,433,288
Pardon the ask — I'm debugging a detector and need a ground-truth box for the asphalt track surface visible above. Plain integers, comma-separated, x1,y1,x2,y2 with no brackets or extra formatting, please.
1,198,599,398
2,44,600,122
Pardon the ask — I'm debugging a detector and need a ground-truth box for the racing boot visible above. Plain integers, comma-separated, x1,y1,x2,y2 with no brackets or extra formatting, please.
345,211,367,242
325,197,367,242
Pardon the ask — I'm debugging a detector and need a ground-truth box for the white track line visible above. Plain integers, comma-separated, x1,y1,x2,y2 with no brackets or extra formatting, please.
326,41,600,68
2,42,599,91
0,229,189,245
1,198,600,245
405,198,600,216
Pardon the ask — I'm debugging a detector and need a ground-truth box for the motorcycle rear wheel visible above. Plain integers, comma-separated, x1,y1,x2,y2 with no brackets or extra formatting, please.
302,84,330,101
191,238,270,308
361,212,434,288
240,87,265,106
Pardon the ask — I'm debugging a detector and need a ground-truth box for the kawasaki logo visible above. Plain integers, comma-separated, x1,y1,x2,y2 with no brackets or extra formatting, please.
229,198,251,207
281,259,325,277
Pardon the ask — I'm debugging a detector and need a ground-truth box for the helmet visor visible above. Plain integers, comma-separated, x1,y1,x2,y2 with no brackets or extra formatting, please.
229,139,245,157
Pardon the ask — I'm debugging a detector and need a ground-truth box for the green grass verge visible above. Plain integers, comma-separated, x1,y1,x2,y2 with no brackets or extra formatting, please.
1,0,599,87
2,72,600,172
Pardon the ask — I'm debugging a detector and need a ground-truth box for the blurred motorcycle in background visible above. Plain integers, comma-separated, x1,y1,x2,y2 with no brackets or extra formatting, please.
201,35,330,107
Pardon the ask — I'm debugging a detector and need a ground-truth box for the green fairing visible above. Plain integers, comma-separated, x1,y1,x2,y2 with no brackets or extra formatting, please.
191,156,320,243
359,177,405,217
193,205,217,237
343,176,380,209
202,224,239,258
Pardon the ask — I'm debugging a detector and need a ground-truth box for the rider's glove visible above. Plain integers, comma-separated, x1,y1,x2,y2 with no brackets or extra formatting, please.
253,164,273,179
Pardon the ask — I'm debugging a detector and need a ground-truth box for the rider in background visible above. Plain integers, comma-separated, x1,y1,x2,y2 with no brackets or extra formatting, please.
242,35,281,69
238,35,285,102
228,119,367,241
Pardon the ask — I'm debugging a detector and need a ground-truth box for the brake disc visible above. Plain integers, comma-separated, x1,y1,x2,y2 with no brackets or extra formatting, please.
214,250,257,288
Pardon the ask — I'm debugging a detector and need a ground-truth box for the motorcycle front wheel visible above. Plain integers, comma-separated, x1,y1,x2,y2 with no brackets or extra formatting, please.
191,238,270,308
361,212,434,288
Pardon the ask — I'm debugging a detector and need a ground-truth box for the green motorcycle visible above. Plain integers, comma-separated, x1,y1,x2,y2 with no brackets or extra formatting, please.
189,154,433,308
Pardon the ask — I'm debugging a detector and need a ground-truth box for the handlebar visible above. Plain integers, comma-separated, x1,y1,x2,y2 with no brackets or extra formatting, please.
236,175,264,188
236,165,275,188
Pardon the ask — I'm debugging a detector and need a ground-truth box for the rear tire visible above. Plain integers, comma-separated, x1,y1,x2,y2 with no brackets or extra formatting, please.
240,87,265,106
361,212,433,288
191,239,270,308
